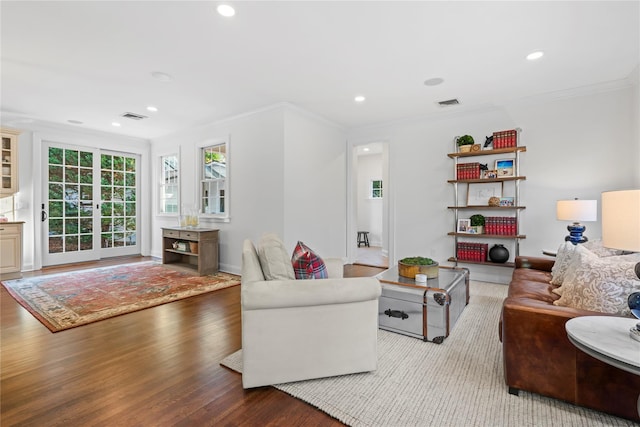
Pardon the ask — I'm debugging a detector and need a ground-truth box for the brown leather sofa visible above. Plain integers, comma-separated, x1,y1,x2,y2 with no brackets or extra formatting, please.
500,256,640,422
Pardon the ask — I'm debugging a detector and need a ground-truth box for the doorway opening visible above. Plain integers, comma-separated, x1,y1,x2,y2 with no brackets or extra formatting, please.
352,142,389,269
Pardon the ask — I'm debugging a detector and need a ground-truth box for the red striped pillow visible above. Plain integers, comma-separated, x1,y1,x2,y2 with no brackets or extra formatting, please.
291,241,328,279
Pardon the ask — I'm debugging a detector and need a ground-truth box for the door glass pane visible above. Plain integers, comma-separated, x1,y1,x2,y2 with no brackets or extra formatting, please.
47,147,94,254
100,154,136,248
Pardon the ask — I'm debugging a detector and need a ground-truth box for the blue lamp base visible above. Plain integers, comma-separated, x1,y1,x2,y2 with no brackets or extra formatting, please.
565,222,588,245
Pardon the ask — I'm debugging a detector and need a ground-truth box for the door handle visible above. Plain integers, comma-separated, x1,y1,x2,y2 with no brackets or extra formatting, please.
41,203,47,222
384,309,409,320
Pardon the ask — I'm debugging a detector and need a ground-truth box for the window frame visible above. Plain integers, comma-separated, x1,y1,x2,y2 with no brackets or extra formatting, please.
198,137,229,222
157,152,180,216
371,179,383,199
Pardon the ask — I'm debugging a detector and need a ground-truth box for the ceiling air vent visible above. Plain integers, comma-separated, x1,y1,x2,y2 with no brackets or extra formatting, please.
437,98,460,107
121,112,148,120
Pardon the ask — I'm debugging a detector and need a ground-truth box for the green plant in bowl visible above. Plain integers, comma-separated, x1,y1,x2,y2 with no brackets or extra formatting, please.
470,214,485,226
456,135,474,146
398,256,439,279
470,214,485,234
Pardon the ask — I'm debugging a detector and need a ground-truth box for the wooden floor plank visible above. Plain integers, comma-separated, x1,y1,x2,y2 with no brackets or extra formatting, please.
1,256,384,426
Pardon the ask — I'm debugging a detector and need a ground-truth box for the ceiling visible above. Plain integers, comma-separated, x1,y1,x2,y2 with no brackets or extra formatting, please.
1,1,638,140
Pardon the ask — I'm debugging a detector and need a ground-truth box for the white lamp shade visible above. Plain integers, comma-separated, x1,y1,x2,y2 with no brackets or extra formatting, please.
556,199,597,222
602,189,640,251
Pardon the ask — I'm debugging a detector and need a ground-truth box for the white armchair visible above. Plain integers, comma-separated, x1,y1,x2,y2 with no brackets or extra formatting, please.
241,238,381,388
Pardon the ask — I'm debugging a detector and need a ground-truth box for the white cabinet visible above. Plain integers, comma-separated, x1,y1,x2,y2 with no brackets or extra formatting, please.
0,222,24,275
1,128,20,195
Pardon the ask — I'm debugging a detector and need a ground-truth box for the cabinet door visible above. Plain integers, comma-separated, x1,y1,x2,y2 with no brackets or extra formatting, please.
0,232,21,273
1,128,20,195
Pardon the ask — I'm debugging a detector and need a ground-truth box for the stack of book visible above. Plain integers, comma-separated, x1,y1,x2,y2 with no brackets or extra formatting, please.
492,129,517,148
485,216,518,235
456,162,481,180
456,242,488,262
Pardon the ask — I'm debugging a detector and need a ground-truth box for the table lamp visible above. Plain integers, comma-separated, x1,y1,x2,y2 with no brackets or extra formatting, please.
556,199,597,244
602,189,640,341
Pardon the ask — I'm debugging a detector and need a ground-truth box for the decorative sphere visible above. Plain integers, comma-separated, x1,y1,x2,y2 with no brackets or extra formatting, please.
488,197,500,207
489,244,509,263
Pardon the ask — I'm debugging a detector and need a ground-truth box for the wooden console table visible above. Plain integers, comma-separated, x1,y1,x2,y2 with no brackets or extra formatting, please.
162,227,219,276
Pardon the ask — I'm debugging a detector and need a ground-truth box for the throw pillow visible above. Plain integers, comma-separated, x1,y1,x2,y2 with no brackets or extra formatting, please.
583,238,624,257
257,234,295,280
291,241,328,279
553,247,640,316
550,242,580,286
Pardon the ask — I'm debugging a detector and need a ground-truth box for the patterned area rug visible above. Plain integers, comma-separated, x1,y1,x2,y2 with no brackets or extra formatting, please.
221,282,636,427
2,261,240,332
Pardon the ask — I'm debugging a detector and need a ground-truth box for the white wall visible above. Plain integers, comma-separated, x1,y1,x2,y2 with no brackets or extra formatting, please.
283,107,347,259
5,122,150,271
356,153,383,246
151,106,286,274
348,83,638,284
150,104,347,274
7,82,638,281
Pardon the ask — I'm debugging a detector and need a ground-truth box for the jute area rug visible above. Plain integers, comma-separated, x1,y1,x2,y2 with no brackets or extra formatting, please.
221,281,635,427
2,261,240,332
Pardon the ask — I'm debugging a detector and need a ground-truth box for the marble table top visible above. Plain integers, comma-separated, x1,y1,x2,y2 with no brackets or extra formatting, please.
566,316,640,376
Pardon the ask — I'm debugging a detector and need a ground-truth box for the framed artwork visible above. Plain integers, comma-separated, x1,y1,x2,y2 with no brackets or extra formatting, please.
500,197,515,207
467,182,503,206
457,219,471,233
495,159,514,177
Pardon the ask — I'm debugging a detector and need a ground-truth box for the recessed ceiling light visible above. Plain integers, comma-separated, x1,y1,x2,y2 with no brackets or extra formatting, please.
217,4,235,17
67,120,83,125
112,122,121,127
146,106,158,112
354,95,366,103
151,71,173,82
363,147,370,152
526,51,544,61
424,77,444,86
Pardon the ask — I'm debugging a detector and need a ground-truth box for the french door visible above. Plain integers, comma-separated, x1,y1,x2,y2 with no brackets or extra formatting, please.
42,143,140,266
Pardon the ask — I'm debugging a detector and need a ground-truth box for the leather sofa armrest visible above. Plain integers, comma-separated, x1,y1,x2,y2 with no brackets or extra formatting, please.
242,277,381,310
515,256,555,271
500,296,618,401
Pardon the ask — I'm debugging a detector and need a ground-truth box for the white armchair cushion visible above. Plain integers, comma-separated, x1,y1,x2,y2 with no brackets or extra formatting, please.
257,233,295,280
242,277,381,311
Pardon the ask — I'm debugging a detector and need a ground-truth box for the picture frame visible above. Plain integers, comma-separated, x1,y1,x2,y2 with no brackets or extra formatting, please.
499,197,515,207
467,182,503,206
495,159,514,177
482,169,498,179
457,219,471,233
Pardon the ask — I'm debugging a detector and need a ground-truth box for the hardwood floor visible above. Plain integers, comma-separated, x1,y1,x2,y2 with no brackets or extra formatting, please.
354,246,389,269
0,257,385,426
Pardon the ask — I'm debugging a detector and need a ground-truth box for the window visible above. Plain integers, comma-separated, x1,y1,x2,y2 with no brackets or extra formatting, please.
159,154,179,214
200,141,228,219
0,195,14,221
371,179,383,199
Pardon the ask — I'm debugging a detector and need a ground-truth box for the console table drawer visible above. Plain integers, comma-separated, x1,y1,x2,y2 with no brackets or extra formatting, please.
180,231,199,240
163,229,180,238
